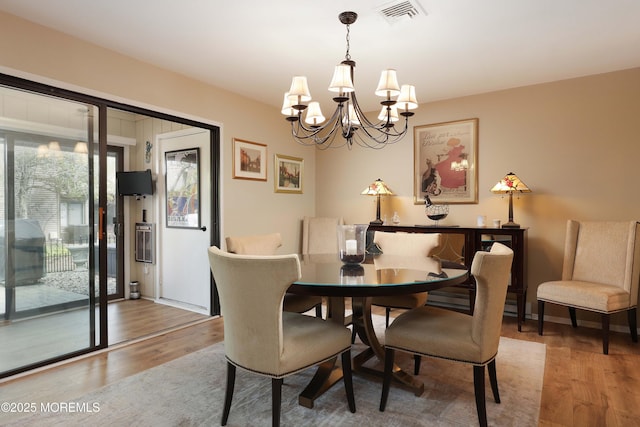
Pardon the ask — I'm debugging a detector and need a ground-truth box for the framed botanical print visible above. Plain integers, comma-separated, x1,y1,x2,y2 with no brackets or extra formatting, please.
413,118,479,204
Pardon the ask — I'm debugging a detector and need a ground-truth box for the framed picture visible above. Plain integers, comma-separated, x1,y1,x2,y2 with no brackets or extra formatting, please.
233,138,267,181
274,154,303,194
413,118,479,204
165,148,201,228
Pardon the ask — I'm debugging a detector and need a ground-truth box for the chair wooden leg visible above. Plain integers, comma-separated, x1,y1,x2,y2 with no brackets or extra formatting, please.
413,355,421,375
473,365,488,427
272,378,283,427
379,348,395,411
537,300,545,335
385,308,390,327
341,350,356,413
315,303,322,319
221,362,236,426
487,360,500,403
602,313,610,355
569,307,578,328
628,308,638,343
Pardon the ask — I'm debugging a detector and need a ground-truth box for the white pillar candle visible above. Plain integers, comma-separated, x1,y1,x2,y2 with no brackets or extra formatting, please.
345,239,357,255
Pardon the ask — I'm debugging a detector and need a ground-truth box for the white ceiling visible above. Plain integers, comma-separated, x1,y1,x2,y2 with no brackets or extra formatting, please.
2,0,640,112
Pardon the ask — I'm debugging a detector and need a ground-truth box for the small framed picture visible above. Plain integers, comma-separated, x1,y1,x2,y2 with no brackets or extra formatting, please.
233,138,267,181
274,154,303,194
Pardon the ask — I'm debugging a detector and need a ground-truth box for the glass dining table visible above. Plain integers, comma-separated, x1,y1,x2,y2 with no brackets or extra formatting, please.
288,253,469,408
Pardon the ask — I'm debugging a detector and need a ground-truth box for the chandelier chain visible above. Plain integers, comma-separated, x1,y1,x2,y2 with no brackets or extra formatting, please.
345,23,351,61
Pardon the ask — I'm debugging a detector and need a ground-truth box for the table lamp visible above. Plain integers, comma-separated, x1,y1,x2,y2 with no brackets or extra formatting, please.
490,172,531,228
361,178,394,225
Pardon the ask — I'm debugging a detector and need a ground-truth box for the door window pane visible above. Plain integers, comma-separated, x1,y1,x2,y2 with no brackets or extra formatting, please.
0,85,101,376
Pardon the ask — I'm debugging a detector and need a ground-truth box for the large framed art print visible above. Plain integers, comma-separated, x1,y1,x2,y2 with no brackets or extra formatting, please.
413,118,478,204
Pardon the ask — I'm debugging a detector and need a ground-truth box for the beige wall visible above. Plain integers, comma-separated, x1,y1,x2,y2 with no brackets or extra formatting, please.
2,11,640,329
0,11,315,257
316,67,640,328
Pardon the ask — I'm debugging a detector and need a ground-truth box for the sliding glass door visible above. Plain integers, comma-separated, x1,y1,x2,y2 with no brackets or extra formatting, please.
0,84,106,376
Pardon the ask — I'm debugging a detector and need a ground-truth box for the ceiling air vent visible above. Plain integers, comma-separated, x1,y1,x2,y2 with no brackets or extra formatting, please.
377,0,426,24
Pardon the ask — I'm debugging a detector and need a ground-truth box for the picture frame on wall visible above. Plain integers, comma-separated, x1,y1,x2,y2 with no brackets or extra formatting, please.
233,138,267,181
274,154,303,194
165,147,201,229
413,118,479,204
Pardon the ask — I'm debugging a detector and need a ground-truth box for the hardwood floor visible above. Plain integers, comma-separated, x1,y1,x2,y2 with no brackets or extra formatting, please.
2,302,639,426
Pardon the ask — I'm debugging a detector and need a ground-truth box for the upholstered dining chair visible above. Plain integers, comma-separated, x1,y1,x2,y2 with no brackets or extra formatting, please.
371,231,442,327
302,216,344,254
537,220,640,355
379,243,513,427
226,233,323,318
208,247,356,426
370,231,442,375
301,216,345,321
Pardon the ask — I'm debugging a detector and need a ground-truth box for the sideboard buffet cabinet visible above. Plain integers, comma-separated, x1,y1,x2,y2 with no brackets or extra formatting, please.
367,224,528,331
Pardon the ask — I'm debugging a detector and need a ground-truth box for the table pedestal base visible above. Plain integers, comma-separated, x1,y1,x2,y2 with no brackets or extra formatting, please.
297,296,425,407
298,358,343,408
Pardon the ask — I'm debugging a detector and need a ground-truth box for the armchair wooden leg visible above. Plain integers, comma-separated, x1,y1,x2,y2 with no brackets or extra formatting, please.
602,313,610,355
385,308,391,327
379,348,395,411
341,350,356,413
272,378,283,427
315,303,322,319
413,355,422,375
221,362,236,426
628,308,638,343
488,360,500,403
473,365,488,427
569,307,578,328
537,300,545,335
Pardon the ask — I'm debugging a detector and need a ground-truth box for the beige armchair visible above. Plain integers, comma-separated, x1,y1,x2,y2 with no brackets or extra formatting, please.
537,220,640,354
226,233,323,318
379,243,514,427
208,247,356,426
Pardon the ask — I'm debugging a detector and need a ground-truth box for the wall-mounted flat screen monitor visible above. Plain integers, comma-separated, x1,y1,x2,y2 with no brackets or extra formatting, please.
116,169,154,196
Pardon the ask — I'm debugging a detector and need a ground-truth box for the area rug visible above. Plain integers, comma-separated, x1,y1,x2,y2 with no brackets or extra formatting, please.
8,326,545,426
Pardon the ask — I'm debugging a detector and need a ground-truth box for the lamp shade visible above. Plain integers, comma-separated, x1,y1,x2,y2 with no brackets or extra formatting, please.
281,92,297,116
378,105,399,122
304,102,326,125
361,178,394,196
343,104,361,127
328,64,355,93
490,172,531,194
375,69,401,97
288,76,312,101
396,84,418,110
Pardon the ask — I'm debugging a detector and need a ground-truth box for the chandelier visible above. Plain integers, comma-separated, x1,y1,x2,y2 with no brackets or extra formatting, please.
281,11,418,149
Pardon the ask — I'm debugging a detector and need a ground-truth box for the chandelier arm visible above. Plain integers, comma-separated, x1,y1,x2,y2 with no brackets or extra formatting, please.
345,94,410,147
350,93,409,138
291,105,348,146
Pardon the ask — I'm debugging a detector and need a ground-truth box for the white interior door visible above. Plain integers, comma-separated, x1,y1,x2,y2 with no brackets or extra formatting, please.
156,128,211,314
